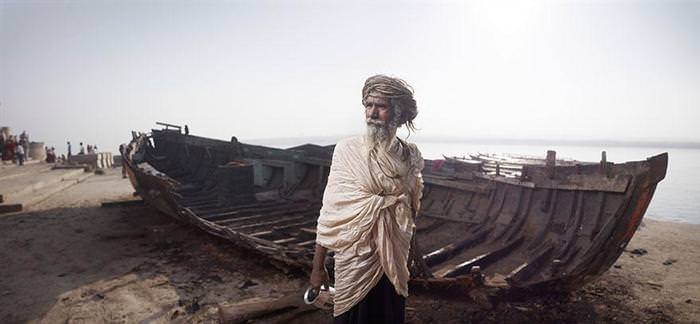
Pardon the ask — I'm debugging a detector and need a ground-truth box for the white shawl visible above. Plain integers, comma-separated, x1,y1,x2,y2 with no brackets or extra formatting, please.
316,136,424,316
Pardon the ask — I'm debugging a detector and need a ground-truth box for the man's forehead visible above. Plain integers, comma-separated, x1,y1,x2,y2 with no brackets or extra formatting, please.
365,92,390,103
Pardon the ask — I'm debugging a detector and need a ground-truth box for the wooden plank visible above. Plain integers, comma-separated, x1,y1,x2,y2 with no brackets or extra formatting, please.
0,204,22,214
296,239,316,247
433,237,524,278
248,230,273,237
230,215,305,231
423,175,492,194
535,175,630,193
205,202,313,222
213,205,318,225
273,237,299,244
434,254,487,278
101,199,144,208
422,228,490,266
420,211,482,224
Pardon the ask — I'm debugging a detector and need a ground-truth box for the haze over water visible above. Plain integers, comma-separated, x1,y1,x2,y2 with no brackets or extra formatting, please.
1,1,698,151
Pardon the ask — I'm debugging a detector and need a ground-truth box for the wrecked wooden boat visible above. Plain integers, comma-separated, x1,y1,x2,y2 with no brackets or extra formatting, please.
123,123,667,295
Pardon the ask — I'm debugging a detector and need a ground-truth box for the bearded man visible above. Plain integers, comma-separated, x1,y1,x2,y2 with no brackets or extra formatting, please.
310,75,424,324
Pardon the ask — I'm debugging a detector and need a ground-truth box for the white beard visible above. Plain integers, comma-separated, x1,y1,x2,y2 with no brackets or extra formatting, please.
365,119,397,154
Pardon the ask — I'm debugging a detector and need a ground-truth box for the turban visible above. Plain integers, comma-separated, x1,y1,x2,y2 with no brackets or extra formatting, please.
362,75,418,127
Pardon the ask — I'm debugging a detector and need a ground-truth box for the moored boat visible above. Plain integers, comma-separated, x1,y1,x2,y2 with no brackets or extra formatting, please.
123,123,667,297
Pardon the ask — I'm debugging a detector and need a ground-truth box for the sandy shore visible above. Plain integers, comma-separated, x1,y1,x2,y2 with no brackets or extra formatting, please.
0,168,698,323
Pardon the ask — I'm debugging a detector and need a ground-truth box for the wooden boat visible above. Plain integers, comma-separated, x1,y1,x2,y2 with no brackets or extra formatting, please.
123,123,667,295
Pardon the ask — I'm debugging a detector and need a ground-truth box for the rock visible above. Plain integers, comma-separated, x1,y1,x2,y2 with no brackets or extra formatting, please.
630,248,648,256
662,259,678,266
646,281,663,288
613,264,622,269
686,299,692,304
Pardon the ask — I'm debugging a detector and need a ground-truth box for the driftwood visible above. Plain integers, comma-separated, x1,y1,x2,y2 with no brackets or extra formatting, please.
218,294,313,324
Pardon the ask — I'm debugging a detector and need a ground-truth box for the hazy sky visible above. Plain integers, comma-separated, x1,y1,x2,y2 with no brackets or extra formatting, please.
1,0,698,153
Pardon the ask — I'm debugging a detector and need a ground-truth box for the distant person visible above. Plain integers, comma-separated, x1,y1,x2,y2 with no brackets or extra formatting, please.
184,125,189,135
87,144,93,154
15,143,25,166
3,137,16,164
67,141,72,158
79,142,85,155
119,143,127,178
119,144,126,179
94,145,98,152
46,147,56,163
19,131,29,159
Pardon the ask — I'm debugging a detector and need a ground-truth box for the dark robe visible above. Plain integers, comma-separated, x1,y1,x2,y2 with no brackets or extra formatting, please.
334,275,405,324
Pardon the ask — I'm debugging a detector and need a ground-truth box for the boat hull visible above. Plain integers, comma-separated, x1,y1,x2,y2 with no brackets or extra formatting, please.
123,127,668,295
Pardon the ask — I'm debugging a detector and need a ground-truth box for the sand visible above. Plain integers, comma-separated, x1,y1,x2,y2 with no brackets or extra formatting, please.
0,168,698,323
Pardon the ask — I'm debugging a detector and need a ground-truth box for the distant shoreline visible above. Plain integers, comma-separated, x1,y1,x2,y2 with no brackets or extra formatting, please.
418,137,700,150
245,135,700,150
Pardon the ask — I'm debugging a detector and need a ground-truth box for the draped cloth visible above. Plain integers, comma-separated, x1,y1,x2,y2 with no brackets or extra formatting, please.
316,136,424,317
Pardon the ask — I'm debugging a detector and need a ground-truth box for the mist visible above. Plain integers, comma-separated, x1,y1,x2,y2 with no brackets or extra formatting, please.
1,0,699,154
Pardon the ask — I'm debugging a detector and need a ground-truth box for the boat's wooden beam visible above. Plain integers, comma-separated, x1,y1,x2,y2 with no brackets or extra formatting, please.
194,199,289,215
422,228,490,266
433,254,487,278
420,211,483,224
423,175,492,194
433,237,524,278
272,237,300,244
295,239,317,247
506,244,554,286
230,215,306,231
210,204,318,224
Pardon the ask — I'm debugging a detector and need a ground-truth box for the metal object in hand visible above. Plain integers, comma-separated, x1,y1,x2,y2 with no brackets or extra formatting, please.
303,284,335,310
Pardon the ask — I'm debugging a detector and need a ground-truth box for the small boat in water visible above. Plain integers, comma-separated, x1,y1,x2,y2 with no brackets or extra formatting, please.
123,122,667,297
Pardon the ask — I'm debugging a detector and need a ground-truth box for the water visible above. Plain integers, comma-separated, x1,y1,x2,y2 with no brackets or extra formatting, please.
254,138,700,224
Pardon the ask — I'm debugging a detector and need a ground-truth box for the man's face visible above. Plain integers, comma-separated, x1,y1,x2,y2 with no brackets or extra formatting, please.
364,94,393,125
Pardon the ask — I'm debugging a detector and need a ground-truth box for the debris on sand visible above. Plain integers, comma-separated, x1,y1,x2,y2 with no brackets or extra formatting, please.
629,248,648,256
662,258,678,266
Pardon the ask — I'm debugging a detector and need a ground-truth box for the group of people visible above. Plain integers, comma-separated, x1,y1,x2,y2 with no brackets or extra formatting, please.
66,141,99,157
0,127,104,167
0,128,30,166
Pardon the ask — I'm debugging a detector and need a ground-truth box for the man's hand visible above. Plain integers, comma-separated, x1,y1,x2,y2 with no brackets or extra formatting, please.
310,244,329,290
310,265,330,290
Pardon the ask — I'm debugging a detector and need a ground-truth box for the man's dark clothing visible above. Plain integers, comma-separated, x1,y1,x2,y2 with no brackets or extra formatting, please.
334,275,405,324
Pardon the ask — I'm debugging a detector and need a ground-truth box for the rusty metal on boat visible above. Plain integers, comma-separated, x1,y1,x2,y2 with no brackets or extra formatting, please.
123,123,667,295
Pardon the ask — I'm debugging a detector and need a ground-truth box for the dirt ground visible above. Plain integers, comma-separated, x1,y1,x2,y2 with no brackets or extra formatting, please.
0,168,698,323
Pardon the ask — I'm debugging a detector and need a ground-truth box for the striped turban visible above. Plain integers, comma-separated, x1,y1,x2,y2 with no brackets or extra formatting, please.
362,75,418,129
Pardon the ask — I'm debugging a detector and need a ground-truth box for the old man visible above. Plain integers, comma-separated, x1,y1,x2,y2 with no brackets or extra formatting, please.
311,75,424,323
